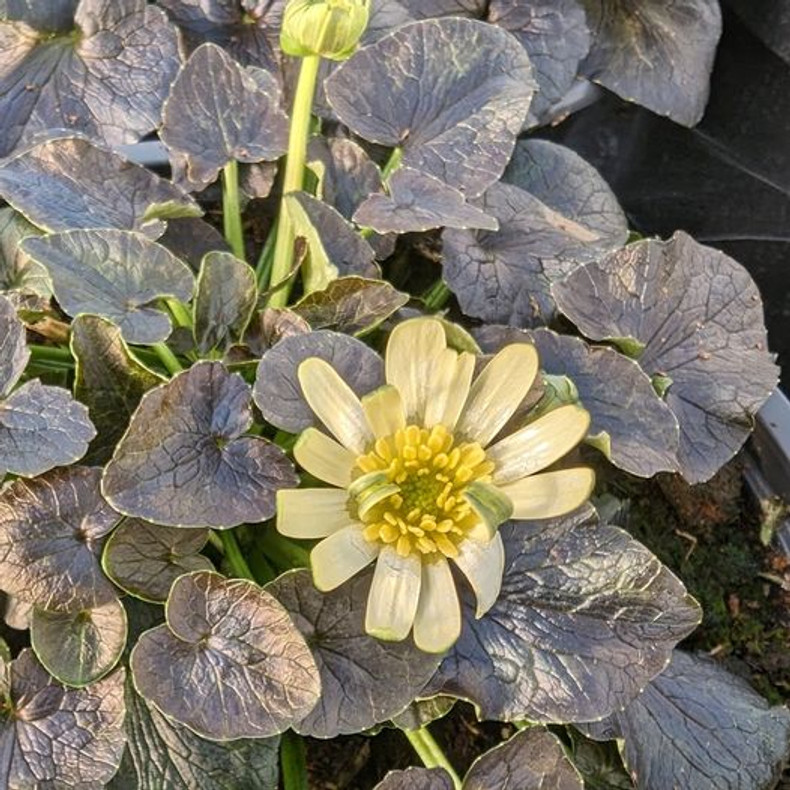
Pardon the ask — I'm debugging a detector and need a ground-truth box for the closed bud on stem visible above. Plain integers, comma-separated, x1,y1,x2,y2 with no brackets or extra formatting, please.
281,0,370,61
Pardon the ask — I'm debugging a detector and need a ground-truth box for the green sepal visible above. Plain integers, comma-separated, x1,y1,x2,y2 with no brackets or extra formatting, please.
463,481,513,539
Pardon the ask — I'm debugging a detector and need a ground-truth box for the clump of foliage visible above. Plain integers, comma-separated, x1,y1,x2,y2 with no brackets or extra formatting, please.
0,1,788,788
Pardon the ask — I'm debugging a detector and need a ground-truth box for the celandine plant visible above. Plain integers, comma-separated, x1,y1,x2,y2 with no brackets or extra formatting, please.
0,0,787,789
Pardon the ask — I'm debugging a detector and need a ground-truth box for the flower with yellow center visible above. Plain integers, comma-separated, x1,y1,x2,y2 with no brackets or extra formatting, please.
276,318,593,653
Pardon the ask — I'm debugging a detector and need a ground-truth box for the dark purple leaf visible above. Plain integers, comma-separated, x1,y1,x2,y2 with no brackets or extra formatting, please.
552,232,779,482
157,217,231,271
326,18,535,197
0,292,27,397
0,650,126,788
292,276,409,336
583,651,790,790
578,0,722,126
269,569,441,738
161,43,289,190
429,508,701,722
30,598,127,687
0,137,201,238
22,229,195,345
354,167,498,233
157,0,283,70
102,519,213,603
0,207,49,307
71,314,166,466
103,361,298,529
374,767,454,790
464,727,583,790
0,0,180,156
131,571,321,740
193,251,257,354
0,467,120,612
253,329,384,432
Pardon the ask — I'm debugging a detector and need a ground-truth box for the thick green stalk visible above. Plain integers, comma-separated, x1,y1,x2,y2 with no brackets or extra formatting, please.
423,280,452,312
281,731,309,790
166,298,193,329
403,727,462,789
255,217,279,289
219,530,256,582
151,342,183,376
28,345,74,369
222,160,246,262
268,54,322,308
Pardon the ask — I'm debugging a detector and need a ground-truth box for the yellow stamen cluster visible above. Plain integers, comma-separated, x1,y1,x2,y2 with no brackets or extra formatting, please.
353,424,494,560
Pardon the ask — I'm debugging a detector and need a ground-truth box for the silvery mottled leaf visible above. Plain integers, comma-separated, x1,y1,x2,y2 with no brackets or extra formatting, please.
0,0,79,31
326,18,535,198
254,329,384,432
3,595,32,631
583,651,790,790
22,229,194,345
375,767,454,790
157,217,231,271
503,138,628,248
71,315,166,466
354,167,498,233
477,326,679,477
0,650,126,788
161,43,289,190
287,192,378,284
157,0,283,70
0,207,49,306
0,0,180,157
553,231,779,483
292,277,409,336
308,136,384,221
103,361,297,529
269,569,441,738
0,137,201,238
240,160,278,200
102,519,213,603
443,180,619,326
429,510,701,723
193,252,257,354
0,293,27,397
118,675,279,790
0,379,96,478
489,0,591,126
0,467,120,612
579,0,722,126
464,727,583,790
131,571,321,740
31,598,127,687
396,0,485,18
243,308,311,355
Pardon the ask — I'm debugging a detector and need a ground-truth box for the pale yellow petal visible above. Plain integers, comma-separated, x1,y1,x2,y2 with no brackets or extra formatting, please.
293,427,355,487
488,404,591,484
362,385,406,439
277,488,352,539
298,357,373,454
413,558,461,653
423,349,476,431
365,546,421,641
311,526,378,591
385,318,447,422
455,344,539,447
499,468,595,520
452,533,504,618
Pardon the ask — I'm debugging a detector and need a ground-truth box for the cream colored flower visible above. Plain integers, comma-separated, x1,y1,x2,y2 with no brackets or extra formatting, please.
276,318,593,653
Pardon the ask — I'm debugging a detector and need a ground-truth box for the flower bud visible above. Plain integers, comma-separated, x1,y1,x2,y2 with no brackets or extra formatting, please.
281,0,370,61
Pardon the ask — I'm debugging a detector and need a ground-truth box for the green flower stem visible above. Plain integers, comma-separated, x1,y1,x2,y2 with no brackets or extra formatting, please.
403,727,462,789
166,298,193,329
258,528,311,572
423,280,452,312
268,54,322,308
28,344,74,368
281,730,309,790
219,529,256,582
222,159,246,262
255,217,279,289
151,342,183,376
381,145,403,180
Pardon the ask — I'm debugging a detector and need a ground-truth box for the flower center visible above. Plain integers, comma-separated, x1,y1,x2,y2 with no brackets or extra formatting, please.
352,424,494,560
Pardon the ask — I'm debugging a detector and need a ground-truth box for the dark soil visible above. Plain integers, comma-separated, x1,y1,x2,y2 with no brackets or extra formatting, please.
303,454,790,789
